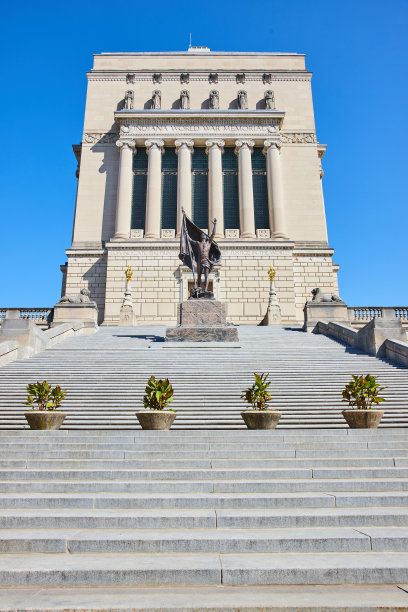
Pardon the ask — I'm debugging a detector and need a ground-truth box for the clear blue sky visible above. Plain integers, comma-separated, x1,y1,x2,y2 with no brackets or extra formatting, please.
0,0,407,306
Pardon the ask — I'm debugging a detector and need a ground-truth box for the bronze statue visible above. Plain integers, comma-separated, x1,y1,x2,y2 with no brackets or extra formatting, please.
179,210,221,298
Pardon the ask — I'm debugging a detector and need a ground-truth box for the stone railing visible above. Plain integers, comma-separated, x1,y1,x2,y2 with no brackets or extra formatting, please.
0,308,52,329
348,307,408,323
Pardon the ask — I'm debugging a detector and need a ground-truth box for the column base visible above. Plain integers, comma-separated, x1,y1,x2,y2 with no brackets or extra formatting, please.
144,233,160,239
112,233,129,241
240,232,256,239
272,232,289,240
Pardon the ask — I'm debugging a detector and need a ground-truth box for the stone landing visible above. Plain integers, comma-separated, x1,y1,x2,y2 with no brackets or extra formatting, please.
166,300,239,342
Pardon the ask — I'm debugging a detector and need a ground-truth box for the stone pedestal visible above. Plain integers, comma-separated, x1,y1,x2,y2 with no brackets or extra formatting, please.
166,299,238,342
262,279,281,326
119,280,137,326
52,303,98,328
303,301,348,331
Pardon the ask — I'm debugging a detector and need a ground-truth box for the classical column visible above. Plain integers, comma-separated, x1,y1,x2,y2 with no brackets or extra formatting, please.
205,139,225,238
235,139,255,239
175,139,194,233
114,139,136,240
263,140,288,239
144,139,164,239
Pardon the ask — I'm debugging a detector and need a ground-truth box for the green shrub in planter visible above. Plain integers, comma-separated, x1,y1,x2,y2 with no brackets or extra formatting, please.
24,381,67,430
341,374,386,428
240,373,281,429
136,376,176,430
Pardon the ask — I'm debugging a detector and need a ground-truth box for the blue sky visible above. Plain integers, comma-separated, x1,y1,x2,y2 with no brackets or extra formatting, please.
0,0,407,306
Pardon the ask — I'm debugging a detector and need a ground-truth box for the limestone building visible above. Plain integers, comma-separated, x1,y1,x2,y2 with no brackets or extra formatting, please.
65,48,338,325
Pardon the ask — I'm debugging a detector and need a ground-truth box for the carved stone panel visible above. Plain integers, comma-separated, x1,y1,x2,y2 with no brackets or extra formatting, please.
161,229,176,238
256,229,271,239
130,229,144,239
225,229,240,239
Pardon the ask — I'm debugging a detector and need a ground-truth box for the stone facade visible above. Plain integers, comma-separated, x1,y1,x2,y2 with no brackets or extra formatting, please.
64,49,338,326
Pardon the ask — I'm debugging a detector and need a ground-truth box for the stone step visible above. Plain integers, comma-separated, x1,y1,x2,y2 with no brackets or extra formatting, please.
0,527,376,554
1,584,407,611
1,551,408,586
2,477,408,494
1,507,407,529
0,492,337,509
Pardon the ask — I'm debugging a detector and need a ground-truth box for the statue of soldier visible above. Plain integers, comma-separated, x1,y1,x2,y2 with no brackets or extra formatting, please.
179,211,221,298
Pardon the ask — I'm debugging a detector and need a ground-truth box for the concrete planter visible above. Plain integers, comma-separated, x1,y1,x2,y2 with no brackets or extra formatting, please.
24,411,66,430
241,410,282,429
342,409,384,429
136,411,176,430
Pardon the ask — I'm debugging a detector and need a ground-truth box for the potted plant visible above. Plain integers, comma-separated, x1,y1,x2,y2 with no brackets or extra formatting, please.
24,381,67,430
341,374,386,428
136,376,176,430
240,372,281,429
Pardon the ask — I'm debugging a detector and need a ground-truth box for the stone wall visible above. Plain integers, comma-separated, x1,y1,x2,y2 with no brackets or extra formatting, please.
64,242,338,326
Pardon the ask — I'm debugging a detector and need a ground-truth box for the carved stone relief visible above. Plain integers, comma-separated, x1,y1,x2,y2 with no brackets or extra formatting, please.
209,90,219,109
280,133,317,144
180,90,190,109
256,229,271,239
130,229,144,239
180,73,189,84
126,73,135,84
209,73,218,84
225,229,240,239
124,90,134,110
236,73,245,84
264,90,275,110
263,73,272,84
237,90,248,109
161,229,176,239
153,73,162,84
152,90,161,109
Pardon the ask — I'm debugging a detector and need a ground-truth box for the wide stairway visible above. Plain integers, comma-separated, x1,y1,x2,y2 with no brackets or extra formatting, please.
1,429,408,609
0,325,407,428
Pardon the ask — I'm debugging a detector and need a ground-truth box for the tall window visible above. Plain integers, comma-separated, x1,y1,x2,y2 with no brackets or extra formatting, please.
191,148,208,229
131,147,148,229
161,147,177,229
252,147,269,230
222,147,239,229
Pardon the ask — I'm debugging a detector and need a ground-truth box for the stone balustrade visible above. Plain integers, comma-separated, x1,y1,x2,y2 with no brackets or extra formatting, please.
0,308,52,329
348,307,408,324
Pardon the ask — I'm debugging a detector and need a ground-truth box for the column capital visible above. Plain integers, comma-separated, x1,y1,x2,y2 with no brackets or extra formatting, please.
234,139,255,155
116,138,136,152
263,139,282,154
205,139,225,154
145,139,164,154
175,139,194,153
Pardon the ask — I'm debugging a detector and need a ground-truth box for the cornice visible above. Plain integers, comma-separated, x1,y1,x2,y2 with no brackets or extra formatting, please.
105,240,295,252
87,70,311,83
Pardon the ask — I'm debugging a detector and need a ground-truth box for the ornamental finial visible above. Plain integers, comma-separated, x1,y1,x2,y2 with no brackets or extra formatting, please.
125,265,133,282
268,266,276,282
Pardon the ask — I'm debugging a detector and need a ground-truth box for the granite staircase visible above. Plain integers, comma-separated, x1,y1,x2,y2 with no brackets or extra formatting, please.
1,429,408,610
0,325,407,429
